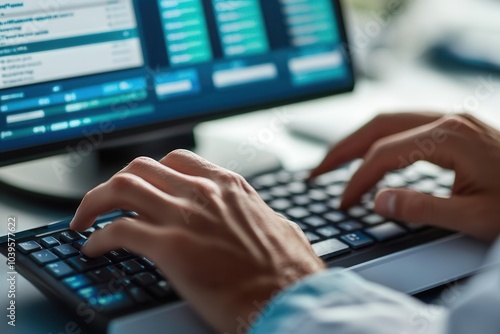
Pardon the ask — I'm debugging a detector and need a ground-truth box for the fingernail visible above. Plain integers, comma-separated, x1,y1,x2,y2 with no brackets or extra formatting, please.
376,191,397,217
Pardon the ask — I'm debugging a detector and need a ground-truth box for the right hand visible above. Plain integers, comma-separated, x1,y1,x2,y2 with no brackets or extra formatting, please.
310,112,500,241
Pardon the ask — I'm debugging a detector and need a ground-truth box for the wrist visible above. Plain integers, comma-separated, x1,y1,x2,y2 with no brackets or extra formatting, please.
225,264,325,333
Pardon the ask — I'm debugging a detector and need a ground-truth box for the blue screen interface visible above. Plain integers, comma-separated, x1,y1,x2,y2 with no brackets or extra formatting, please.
0,0,352,154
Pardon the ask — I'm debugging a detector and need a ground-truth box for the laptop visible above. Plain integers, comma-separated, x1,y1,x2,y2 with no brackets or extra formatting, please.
0,0,488,333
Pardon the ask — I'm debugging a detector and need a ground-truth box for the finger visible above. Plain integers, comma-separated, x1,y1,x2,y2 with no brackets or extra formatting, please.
120,156,201,197
375,188,470,232
70,173,182,231
160,149,246,188
82,217,160,258
160,149,221,179
339,119,467,208
310,112,442,178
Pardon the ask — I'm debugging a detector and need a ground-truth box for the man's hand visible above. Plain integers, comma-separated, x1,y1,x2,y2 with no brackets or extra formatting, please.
311,112,500,241
70,150,325,333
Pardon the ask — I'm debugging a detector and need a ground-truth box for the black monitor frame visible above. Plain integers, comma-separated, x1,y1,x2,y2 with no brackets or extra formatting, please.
0,0,354,167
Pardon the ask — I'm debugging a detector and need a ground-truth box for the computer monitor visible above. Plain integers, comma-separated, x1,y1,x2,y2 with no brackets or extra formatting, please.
0,0,354,199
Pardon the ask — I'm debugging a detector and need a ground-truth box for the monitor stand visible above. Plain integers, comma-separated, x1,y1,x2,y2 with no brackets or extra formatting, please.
0,131,196,206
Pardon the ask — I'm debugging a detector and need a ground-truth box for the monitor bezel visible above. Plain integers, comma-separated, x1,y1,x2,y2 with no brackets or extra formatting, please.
0,0,355,167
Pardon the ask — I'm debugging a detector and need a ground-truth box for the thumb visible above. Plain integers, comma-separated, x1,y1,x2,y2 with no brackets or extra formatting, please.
374,188,463,229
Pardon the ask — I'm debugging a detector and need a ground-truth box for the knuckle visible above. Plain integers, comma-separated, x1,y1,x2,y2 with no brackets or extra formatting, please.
440,115,479,137
128,156,155,170
217,171,245,185
367,138,389,158
440,115,466,131
83,188,95,201
195,179,220,197
109,173,139,192
165,149,192,161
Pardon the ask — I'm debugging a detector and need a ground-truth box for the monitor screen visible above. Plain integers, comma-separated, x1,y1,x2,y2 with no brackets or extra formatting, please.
0,0,354,165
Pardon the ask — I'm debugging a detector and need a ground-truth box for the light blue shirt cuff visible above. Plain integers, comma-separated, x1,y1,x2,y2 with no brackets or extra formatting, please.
248,268,362,334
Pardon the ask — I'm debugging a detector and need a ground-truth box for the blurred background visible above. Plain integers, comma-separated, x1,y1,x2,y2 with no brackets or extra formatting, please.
197,0,500,174
347,0,500,81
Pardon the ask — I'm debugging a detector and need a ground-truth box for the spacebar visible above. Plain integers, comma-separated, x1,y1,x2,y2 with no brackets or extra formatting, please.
312,239,350,258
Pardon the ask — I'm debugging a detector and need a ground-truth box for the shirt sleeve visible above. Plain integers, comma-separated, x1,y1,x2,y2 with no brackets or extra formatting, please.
249,268,448,334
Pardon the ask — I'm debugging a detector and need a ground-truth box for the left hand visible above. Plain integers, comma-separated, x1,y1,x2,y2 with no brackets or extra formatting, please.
70,150,325,333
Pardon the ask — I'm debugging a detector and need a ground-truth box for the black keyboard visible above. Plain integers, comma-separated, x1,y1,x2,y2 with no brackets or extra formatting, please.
248,162,456,267
0,213,178,333
0,163,455,333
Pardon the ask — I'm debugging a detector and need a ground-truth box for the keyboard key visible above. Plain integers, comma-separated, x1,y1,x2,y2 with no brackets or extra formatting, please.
327,198,341,209
120,259,145,274
252,173,278,188
81,227,96,238
308,203,329,214
307,189,328,202
341,232,375,249
275,171,292,183
291,171,309,181
326,184,344,197
17,241,42,254
338,221,363,232
312,239,350,258
433,187,451,198
89,267,115,284
402,222,426,232
148,281,174,300
402,168,423,182
128,286,153,304
72,239,87,251
292,195,311,206
133,272,157,287
323,211,347,223
269,199,292,211
316,226,340,238
270,186,289,198
30,250,58,265
287,182,306,194
287,207,310,220
140,257,156,269
68,256,112,272
305,232,320,243
362,201,375,210
348,206,368,218
78,285,132,311
436,171,455,187
413,162,443,178
53,244,80,259
40,236,60,248
105,249,133,263
63,274,93,290
409,179,437,194
303,216,327,227
59,231,82,243
384,174,407,188
315,168,351,185
46,261,75,278
362,214,385,226
365,222,407,242
97,221,113,229
296,222,308,231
